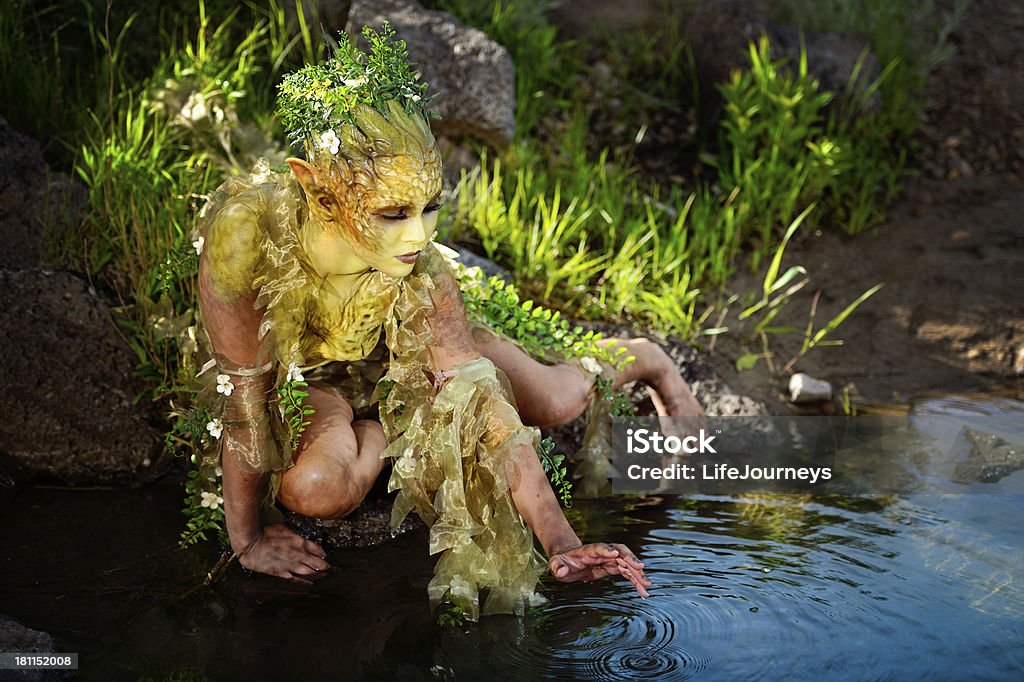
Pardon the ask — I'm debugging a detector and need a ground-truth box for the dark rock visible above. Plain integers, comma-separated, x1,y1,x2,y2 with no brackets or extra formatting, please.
347,0,517,147
0,118,86,269
0,269,161,485
435,135,481,188
684,0,878,128
0,615,60,681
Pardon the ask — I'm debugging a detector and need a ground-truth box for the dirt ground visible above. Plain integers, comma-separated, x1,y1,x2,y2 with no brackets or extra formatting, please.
555,0,1023,413
712,172,1023,412
708,0,1023,412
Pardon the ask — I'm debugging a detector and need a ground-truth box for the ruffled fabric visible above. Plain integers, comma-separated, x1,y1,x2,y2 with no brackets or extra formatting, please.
378,246,546,620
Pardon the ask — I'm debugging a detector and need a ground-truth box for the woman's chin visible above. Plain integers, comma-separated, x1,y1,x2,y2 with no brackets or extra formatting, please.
378,260,417,278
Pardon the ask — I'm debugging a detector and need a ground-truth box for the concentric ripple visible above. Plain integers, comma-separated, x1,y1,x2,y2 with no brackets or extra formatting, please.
464,598,709,682
555,600,708,681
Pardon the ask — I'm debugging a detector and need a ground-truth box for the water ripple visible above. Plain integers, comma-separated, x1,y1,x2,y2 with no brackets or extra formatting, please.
541,599,709,681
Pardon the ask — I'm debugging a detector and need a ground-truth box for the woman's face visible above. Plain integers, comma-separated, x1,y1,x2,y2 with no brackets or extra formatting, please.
321,150,438,276
340,153,443,279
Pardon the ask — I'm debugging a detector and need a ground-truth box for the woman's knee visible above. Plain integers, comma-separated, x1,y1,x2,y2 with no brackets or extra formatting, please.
280,459,362,518
280,424,385,518
519,365,591,428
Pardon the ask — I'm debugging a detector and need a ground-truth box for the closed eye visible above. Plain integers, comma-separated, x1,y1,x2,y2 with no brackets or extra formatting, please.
424,203,442,214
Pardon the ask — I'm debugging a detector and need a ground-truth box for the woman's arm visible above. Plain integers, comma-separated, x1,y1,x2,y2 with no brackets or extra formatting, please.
421,256,651,595
199,205,329,581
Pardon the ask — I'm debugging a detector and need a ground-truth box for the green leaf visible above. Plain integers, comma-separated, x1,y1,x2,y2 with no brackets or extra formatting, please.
736,353,759,371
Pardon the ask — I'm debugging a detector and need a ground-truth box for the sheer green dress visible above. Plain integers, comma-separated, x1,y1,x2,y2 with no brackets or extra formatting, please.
194,160,577,619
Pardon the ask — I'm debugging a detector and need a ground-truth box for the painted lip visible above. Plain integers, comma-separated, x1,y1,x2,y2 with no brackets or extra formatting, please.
395,250,421,264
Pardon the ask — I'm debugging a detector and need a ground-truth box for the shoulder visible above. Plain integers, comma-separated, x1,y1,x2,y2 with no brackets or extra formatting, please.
200,178,299,300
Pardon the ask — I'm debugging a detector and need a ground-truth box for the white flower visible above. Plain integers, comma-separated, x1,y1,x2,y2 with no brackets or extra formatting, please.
192,235,205,255
215,465,223,478
206,418,224,439
216,374,235,396
411,94,422,102
343,77,367,88
318,129,340,155
180,91,208,122
286,362,304,383
200,491,223,509
396,454,416,476
579,356,603,375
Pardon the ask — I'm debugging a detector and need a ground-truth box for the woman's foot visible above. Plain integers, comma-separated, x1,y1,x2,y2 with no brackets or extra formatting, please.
604,338,706,419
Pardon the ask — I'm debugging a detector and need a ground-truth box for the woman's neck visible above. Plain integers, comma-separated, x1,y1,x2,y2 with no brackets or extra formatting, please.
300,214,372,297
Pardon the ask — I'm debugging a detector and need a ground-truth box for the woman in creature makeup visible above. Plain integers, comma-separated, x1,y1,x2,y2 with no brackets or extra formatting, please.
195,24,703,620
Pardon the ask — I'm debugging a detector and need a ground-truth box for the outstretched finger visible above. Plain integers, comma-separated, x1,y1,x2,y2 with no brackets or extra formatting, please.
612,544,645,571
289,561,320,577
616,563,651,598
617,558,652,587
301,552,332,573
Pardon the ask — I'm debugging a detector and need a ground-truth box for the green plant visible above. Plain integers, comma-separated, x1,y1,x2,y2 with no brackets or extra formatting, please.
709,39,833,253
278,364,315,451
436,602,468,627
711,38,911,239
276,22,437,147
180,462,228,547
538,437,572,508
0,0,79,148
725,204,882,373
782,283,883,373
593,376,637,418
457,268,632,368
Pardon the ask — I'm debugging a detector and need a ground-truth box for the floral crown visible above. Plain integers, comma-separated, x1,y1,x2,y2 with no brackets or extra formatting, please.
276,22,438,154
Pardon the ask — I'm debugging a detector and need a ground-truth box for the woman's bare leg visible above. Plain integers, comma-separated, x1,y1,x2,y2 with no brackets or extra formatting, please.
278,386,388,519
473,329,705,428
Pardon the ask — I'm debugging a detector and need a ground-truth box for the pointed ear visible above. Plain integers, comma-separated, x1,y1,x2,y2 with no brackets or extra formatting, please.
287,157,335,223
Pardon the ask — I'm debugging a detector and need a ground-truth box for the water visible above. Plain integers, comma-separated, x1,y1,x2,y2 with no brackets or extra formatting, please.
2,395,1022,680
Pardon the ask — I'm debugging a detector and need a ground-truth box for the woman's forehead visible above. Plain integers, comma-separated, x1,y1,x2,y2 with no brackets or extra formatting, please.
365,153,442,206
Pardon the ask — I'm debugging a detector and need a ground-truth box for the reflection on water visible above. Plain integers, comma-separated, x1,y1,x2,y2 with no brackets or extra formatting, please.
1,395,1022,680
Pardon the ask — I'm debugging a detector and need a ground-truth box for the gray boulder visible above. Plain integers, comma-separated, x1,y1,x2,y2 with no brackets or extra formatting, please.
0,269,161,485
347,0,517,147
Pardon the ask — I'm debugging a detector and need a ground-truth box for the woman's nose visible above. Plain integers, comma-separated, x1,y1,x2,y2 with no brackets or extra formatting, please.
403,215,427,245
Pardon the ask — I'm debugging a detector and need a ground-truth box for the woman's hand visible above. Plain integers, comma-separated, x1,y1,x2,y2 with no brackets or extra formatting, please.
236,523,332,584
548,543,652,597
